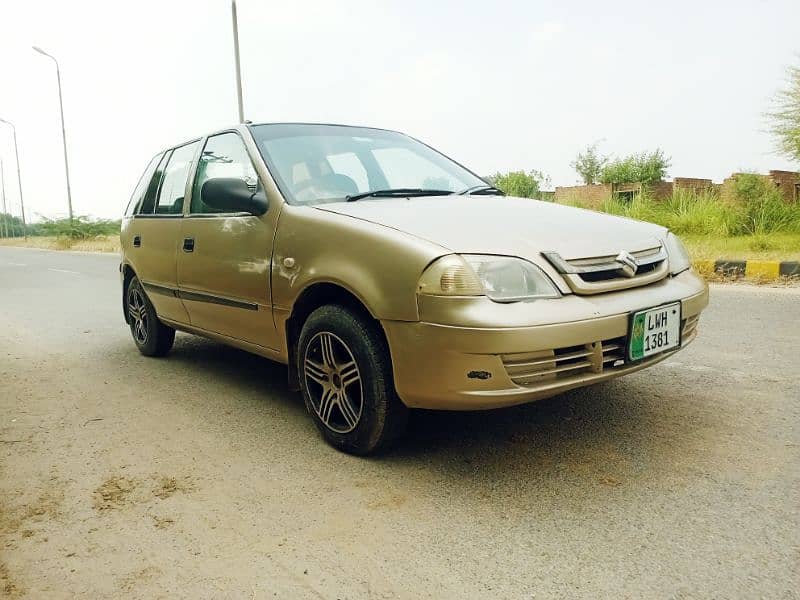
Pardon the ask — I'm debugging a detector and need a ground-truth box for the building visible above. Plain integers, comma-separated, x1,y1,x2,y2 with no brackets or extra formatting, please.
553,170,800,208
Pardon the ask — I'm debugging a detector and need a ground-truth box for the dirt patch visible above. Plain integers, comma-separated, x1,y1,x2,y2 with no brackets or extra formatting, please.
151,515,175,529
93,476,137,511
92,474,196,512
118,565,162,593
0,484,64,535
152,475,195,500
598,475,623,487
367,493,407,510
1,561,24,598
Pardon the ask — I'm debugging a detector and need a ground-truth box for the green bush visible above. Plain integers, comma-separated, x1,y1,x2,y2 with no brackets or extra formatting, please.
727,173,800,235
491,170,550,198
35,216,121,239
572,142,608,185
599,149,671,184
650,188,737,236
0,212,28,237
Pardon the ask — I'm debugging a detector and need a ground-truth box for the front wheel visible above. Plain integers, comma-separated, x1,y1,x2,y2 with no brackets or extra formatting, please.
126,276,175,357
298,305,407,455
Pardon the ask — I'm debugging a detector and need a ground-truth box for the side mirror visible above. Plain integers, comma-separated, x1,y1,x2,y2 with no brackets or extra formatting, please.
201,178,268,216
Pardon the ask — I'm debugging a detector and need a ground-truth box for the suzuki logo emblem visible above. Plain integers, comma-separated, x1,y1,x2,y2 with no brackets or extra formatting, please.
616,250,638,278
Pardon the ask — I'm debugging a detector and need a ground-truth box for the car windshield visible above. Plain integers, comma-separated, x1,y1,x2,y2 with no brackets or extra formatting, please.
249,123,486,205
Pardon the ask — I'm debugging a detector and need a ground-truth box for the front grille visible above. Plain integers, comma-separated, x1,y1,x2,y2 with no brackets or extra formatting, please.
542,243,669,294
502,316,700,388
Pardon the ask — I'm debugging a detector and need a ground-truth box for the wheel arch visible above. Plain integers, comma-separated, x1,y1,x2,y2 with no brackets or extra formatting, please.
285,281,383,391
121,263,138,324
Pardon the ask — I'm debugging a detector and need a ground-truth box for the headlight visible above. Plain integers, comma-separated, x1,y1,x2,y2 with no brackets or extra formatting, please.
665,232,691,275
418,254,560,302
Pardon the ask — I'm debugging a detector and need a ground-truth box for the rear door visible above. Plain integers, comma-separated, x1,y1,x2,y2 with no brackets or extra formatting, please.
124,141,200,324
176,131,279,349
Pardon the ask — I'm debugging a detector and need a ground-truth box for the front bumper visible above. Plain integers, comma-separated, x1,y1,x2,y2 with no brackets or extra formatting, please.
382,270,709,410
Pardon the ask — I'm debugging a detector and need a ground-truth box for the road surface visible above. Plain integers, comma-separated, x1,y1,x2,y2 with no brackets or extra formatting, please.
1,246,798,599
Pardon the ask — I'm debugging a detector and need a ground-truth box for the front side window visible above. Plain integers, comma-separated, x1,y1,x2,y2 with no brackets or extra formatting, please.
191,132,259,214
154,141,199,215
250,124,486,205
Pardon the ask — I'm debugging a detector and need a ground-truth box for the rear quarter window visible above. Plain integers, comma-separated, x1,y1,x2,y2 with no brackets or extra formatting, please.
137,152,171,215
124,153,163,216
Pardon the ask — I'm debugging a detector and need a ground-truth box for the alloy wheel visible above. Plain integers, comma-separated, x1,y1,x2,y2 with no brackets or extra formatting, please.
303,332,363,433
128,287,149,345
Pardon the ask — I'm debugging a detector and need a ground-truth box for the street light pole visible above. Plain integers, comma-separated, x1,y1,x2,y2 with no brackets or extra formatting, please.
0,157,8,238
0,118,27,240
231,0,245,123
33,46,74,223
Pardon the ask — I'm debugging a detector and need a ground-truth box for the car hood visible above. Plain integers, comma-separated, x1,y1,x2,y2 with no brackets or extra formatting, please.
315,195,667,260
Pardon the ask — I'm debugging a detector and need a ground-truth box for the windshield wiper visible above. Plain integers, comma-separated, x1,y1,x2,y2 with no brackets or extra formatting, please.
346,188,455,202
458,184,505,196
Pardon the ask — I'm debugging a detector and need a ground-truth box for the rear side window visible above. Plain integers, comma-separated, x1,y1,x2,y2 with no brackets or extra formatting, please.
154,142,200,215
125,153,162,216
137,152,171,215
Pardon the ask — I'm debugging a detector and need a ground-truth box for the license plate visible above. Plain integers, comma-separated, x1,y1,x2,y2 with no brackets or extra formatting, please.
628,302,681,361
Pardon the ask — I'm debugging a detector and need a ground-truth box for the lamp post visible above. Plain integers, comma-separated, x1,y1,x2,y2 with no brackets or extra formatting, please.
231,0,245,123
0,157,8,238
33,45,74,223
0,117,27,240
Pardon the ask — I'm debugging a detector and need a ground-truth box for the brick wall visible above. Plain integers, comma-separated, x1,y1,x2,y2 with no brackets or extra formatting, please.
553,183,613,209
769,170,800,203
673,177,715,192
554,170,799,207
646,181,674,200
554,181,673,206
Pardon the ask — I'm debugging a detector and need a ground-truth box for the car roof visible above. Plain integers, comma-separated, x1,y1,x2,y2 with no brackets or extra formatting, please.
247,122,399,133
159,122,403,156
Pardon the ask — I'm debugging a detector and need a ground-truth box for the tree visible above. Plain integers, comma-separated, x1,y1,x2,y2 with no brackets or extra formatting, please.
571,142,608,184
491,170,550,198
599,149,671,184
0,212,28,237
766,61,800,163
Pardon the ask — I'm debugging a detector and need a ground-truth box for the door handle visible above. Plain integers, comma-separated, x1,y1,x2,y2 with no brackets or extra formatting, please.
133,235,141,248
183,237,195,252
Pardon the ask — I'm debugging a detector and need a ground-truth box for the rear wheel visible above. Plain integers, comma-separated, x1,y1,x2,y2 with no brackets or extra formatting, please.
126,276,175,357
298,304,407,455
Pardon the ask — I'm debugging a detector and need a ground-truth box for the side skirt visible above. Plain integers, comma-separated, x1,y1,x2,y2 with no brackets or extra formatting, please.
159,316,288,365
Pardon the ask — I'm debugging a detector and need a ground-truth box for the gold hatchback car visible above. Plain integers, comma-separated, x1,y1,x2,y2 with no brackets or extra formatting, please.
121,123,708,454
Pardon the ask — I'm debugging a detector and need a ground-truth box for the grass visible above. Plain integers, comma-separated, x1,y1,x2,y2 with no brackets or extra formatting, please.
0,235,120,253
683,232,800,261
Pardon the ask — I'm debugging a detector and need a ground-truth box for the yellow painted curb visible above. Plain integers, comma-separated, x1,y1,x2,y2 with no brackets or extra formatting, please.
745,260,780,279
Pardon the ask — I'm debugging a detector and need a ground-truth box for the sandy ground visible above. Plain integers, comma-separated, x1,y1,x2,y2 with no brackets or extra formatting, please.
1,247,798,599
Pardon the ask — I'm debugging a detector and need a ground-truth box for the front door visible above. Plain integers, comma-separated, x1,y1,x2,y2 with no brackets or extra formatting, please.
176,131,278,349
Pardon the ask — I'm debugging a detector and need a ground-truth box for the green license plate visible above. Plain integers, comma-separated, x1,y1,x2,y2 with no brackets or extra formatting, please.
628,302,681,361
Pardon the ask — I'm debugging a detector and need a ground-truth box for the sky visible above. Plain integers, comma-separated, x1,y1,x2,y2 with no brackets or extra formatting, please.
0,0,798,220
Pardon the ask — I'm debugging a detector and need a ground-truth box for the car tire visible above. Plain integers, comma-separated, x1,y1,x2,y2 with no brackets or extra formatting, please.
126,276,175,357
298,304,408,455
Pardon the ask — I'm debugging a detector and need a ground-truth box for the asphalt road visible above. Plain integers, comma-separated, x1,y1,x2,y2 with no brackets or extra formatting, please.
1,246,798,599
